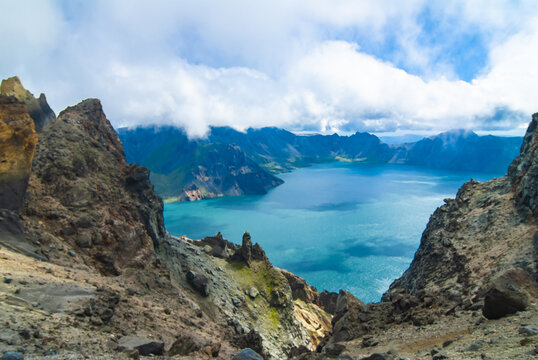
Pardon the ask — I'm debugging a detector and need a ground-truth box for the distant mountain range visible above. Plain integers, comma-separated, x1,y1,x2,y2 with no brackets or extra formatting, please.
118,126,522,201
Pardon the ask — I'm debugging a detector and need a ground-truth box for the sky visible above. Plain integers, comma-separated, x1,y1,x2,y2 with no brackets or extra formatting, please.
1,0,537,137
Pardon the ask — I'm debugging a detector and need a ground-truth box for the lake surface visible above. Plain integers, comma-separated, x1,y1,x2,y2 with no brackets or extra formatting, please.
164,163,502,303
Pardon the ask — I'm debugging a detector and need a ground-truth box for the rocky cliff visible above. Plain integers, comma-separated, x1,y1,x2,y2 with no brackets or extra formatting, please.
387,115,538,301
159,232,329,359
509,113,538,218
2,77,536,360
20,98,165,275
303,115,538,360
0,78,328,360
0,76,56,132
174,143,284,201
0,95,38,212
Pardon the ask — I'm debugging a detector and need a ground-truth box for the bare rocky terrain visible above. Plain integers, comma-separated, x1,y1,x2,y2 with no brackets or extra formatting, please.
1,77,537,360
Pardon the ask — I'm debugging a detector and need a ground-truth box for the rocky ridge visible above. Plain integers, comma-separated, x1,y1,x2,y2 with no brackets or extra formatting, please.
0,78,330,360
296,114,538,359
175,143,284,202
0,76,56,132
0,95,38,212
118,124,521,202
21,98,165,275
1,78,536,360
159,232,331,359
118,127,284,202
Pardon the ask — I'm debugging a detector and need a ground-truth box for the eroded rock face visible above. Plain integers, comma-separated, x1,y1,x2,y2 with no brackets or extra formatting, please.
22,99,165,274
0,95,38,211
280,269,339,316
315,115,538,352
281,269,320,304
509,113,538,218
0,78,327,359
386,114,538,302
160,234,312,360
231,232,270,266
116,336,164,356
330,291,366,343
483,268,538,319
0,76,56,132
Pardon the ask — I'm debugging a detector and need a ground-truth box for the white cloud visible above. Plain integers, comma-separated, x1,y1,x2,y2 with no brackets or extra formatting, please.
0,0,536,137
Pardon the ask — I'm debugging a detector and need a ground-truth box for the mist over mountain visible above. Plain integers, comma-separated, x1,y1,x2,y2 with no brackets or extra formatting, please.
390,129,523,172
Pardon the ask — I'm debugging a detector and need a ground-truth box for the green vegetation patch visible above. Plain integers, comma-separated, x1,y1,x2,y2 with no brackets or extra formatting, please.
227,260,283,296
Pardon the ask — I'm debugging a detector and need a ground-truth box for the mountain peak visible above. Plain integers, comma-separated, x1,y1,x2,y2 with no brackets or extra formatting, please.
0,76,56,132
0,76,28,98
58,98,125,163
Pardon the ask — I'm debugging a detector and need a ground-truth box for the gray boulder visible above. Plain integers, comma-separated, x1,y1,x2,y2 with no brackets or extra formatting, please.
186,270,210,297
482,268,537,319
168,335,201,356
233,348,264,360
361,354,393,360
116,336,164,356
1,353,24,360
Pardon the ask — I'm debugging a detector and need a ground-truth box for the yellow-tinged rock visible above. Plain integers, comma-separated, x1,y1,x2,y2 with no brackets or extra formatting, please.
1,76,56,132
0,94,38,210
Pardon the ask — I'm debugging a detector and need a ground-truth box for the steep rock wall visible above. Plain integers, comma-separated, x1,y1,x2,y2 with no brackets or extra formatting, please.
22,99,165,274
0,76,56,132
387,114,538,301
0,95,38,211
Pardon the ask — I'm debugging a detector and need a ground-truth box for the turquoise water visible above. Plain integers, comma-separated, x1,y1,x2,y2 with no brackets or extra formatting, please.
164,163,502,303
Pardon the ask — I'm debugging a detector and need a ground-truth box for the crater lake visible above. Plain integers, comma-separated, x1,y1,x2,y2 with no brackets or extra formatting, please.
164,162,502,303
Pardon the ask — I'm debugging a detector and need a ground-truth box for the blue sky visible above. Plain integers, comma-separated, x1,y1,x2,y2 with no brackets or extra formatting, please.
1,0,537,137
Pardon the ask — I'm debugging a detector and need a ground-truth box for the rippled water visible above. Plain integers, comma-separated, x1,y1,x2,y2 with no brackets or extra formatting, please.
164,163,501,303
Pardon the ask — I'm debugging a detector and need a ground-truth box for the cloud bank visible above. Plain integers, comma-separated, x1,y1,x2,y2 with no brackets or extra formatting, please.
1,0,537,137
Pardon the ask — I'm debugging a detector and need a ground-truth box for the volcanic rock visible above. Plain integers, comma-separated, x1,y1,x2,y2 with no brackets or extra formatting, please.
21,98,165,274
193,232,237,258
483,268,537,319
330,290,366,343
168,335,201,356
509,113,538,217
281,269,319,303
0,353,24,360
186,270,210,297
360,354,394,360
0,76,55,132
386,114,538,303
0,95,38,211
231,231,270,266
232,348,264,360
116,336,164,356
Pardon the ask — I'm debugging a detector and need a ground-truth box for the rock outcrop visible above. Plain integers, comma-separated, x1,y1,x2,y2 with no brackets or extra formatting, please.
482,268,538,319
0,95,38,211
21,98,165,274
307,114,538,360
1,78,331,360
387,114,538,300
280,269,339,315
159,231,318,359
0,76,56,132
3,77,537,360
